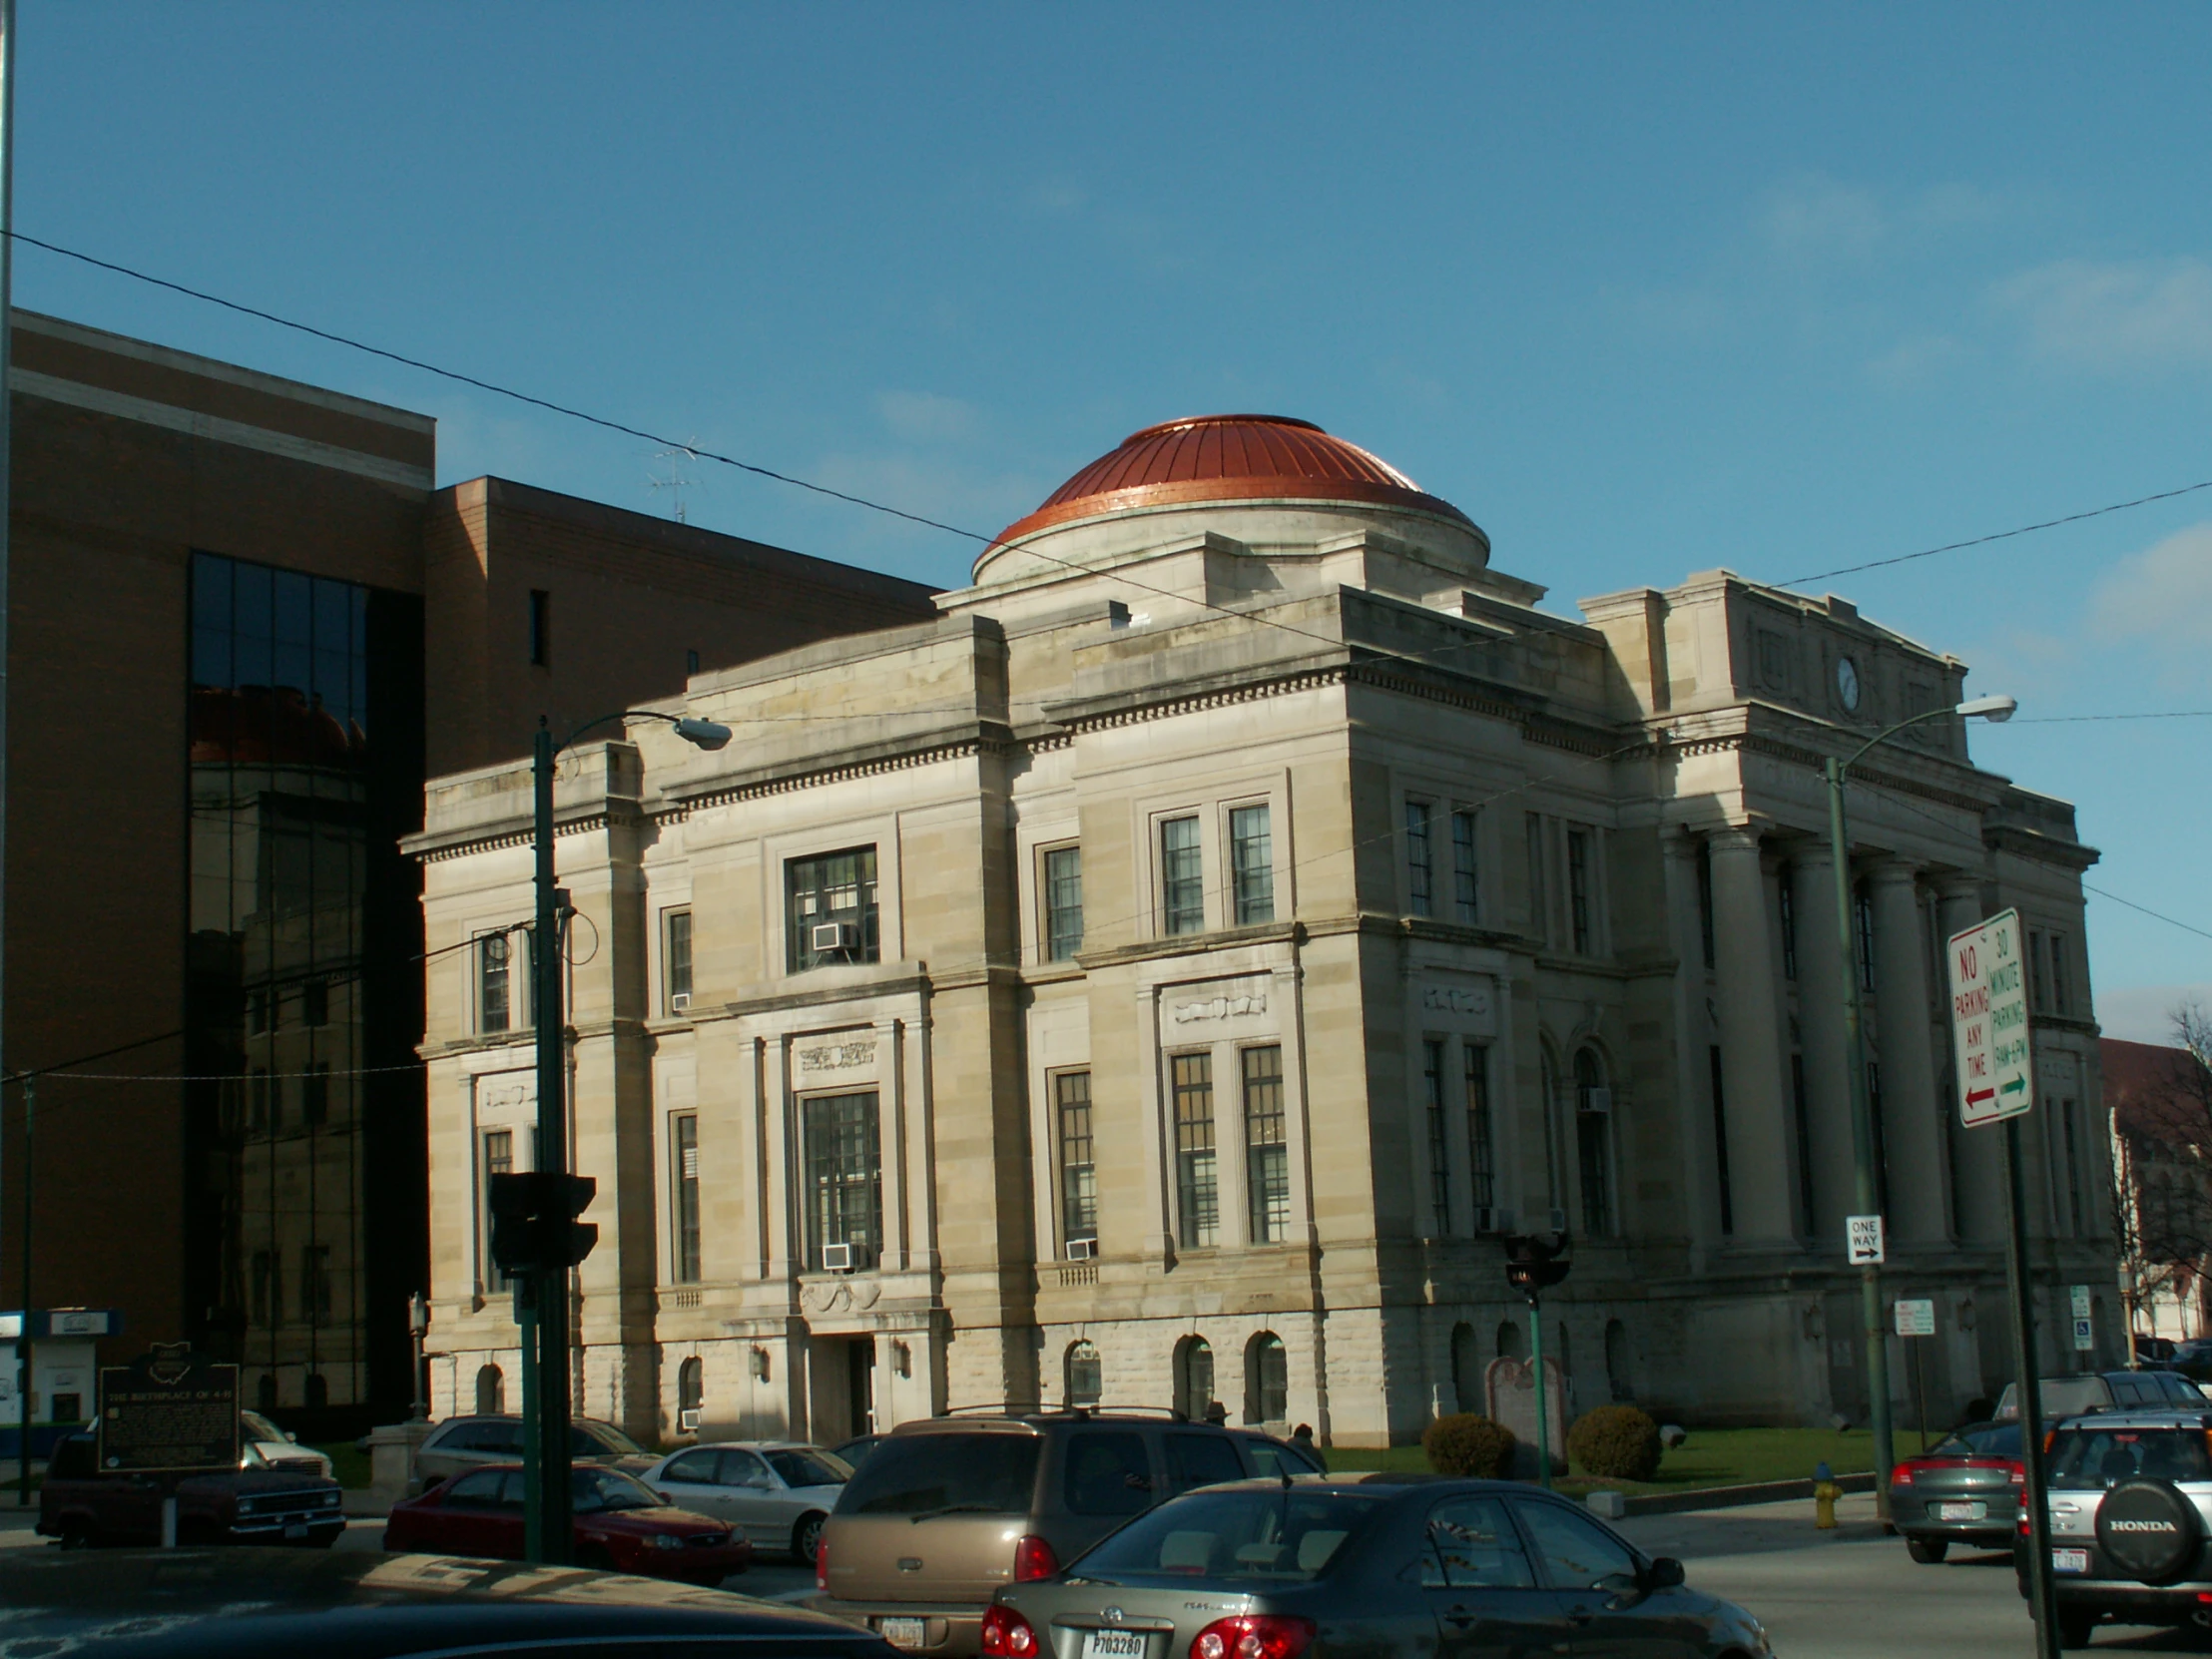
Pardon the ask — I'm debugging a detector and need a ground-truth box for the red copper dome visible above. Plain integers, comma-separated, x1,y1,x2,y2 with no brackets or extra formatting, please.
993,414,1474,546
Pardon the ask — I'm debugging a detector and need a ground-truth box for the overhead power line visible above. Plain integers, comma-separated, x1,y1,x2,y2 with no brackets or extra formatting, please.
2083,882,2212,947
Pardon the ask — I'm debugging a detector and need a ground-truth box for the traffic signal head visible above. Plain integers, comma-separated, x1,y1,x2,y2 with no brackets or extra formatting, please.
488,1172,541,1275
547,1173,598,1271
1503,1231,1572,1299
486,1171,600,1274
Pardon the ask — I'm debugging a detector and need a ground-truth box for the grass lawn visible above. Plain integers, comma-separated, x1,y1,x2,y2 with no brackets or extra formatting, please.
1319,1426,1877,1496
311,1440,373,1490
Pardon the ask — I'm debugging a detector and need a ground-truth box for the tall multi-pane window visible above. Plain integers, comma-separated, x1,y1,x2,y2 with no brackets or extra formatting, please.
1530,815,1553,947
1566,830,1593,954
1243,1046,1289,1243
1423,1039,1450,1234
804,1091,881,1269
528,588,551,666
250,1068,273,1135
302,1062,330,1129
1230,806,1274,925
1709,1046,1733,1235
1779,870,1799,980
2027,929,2048,1010
189,550,424,1408
1465,1045,1494,1211
251,1250,277,1327
672,1114,701,1283
2050,933,2071,1015
2061,1098,2084,1234
1451,810,1479,924
1044,846,1084,961
480,932,512,1033
665,909,694,1011
1405,802,1433,917
1854,886,1876,991
1056,1071,1096,1248
1791,1055,1815,1235
789,847,879,970
1573,1048,1611,1236
1162,818,1205,935
482,1129,514,1291
1869,1061,1889,1214
1172,1054,1218,1248
300,1245,332,1326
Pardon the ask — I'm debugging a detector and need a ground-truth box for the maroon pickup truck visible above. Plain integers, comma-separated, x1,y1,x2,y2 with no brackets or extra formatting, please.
38,1432,346,1548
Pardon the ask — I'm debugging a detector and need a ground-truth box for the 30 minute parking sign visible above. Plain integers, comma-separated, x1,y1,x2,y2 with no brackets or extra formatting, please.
1946,906,2033,1129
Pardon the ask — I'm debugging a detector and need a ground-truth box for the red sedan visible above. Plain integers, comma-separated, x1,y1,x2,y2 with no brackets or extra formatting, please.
383,1462,752,1585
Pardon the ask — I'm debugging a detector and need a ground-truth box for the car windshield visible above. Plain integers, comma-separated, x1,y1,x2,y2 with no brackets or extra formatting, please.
239,1411,288,1443
838,1433,1041,1517
2048,1426,2212,1490
1926,1423,2021,1457
572,1467,664,1513
765,1448,849,1488
582,1421,647,1455
1072,1490,1388,1585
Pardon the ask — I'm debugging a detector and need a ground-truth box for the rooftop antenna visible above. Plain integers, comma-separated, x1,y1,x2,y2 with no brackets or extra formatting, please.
646,438,702,524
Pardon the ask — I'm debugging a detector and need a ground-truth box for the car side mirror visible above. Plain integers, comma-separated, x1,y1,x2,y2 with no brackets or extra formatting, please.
655,1490,673,1504
1644,1556,1686,1589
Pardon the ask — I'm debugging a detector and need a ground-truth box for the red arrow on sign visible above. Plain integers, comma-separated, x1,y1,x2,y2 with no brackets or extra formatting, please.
1966,1087,1995,1106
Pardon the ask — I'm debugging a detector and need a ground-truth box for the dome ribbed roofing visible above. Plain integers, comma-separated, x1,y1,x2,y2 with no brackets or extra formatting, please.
994,414,1473,545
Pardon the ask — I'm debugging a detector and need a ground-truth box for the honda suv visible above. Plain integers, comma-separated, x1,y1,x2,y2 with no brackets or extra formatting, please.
813,1407,1260,1654
2026,1407,2212,1647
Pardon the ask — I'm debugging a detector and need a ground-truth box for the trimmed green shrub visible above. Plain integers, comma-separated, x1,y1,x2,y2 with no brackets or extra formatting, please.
1422,1413,1517,1478
1567,1404,1663,1481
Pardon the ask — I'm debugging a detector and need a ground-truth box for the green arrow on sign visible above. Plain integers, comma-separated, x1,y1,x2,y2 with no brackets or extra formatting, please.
1999,1077,2027,1096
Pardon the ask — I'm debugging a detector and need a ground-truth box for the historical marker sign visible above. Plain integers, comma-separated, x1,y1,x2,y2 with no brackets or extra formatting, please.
98,1344,239,1473
1946,907,2033,1129
1895,1298,1936,1338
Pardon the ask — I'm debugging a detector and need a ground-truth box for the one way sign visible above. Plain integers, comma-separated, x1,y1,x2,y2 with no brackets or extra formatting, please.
1946,908,2033,1129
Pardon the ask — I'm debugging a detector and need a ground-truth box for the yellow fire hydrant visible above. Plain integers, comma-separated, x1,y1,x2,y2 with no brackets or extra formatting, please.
1814,1460,1841,1529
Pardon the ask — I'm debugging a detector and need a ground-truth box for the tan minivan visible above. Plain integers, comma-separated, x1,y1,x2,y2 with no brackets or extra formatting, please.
813,1408,1263,1654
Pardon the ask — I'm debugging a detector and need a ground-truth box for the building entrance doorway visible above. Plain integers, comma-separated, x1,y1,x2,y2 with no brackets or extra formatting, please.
809,1335,876,1443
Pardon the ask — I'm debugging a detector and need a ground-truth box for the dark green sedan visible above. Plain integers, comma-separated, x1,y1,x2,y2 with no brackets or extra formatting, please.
982,1476,1772,1659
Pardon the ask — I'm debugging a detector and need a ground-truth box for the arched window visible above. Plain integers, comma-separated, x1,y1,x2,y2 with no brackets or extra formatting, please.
1574,1047,1614,1237
475,1363,505,1416
257,1373,277,1411
1174,1336,1215,1421
304,1373,328,1409
678,1357,705,1428
1605,1319,1634,1402
1066,1341,1102,1407
1496,1320,1523,1361
1450,1323,1480,1415
1245,1333,1288,1424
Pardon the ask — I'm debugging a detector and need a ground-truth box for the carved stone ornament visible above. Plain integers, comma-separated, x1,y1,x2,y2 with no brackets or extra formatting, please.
798,1039,877,1074
802,1282,853,1314
1172,990,1267,1024
474,1073,536,1113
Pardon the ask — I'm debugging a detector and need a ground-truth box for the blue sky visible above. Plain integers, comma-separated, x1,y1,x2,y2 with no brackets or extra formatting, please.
19,4,2212,1031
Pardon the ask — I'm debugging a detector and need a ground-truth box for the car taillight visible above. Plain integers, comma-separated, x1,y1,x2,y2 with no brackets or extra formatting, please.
981,1605,1040,1657
1190,1616,1318,1659
1891,1462,1916,1487
2008,1462,2025,1487
815,1535,829,1592
1013,1534,1060,1582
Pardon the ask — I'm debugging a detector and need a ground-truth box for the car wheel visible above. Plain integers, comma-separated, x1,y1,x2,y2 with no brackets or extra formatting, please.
1905,1535,1948,1564
2056,1609,2098,1649
58,1522,93,1551
792,1511,826,1566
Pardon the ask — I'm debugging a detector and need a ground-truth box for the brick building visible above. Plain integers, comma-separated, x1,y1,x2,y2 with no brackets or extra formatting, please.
0,309,934,1431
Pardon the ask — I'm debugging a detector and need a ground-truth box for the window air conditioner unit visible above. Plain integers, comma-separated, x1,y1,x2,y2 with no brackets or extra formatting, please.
1472,1207,1513,1236
1580,1087,1611,1116
679,1407,701,1432
1065,1237,1098,1261
822,1243,855,1273
670,992,690,1012
811,921,857,953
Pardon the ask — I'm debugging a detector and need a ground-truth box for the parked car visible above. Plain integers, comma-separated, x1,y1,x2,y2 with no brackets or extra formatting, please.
834,1432,885,1470
384,1461,751,1586
2022,1405,2212,1647
37,1432,345,1549
411,1412,658,1488
2173,1338,2212,1383
2134,1335,2180,1365
0,1544,897,1658
990,1474,1771,1659
644,1440,850,1563
1994,1369,2205,1419
239,1408,334,1477
814,1407,1269,1655
1888,1419,2024,1561
1230,1427,1328,1479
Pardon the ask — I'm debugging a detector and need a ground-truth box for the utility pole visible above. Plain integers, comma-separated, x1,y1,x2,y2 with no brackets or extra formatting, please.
531,719,574,1563
0,0,19,1480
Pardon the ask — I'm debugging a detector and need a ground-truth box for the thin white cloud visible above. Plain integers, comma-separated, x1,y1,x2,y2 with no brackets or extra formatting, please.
1994,257,2212,371
1762,177,1886,259
2092,521,2212,652
875,390,981,445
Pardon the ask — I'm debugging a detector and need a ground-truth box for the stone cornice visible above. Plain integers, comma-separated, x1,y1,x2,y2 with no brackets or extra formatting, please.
409,801,645,863
1985,823,2101,872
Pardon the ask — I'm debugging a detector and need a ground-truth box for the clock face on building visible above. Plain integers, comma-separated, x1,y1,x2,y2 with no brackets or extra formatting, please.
1836,656,1862,713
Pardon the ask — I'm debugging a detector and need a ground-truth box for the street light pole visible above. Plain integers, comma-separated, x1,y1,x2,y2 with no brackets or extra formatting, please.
1824,694,2014,1527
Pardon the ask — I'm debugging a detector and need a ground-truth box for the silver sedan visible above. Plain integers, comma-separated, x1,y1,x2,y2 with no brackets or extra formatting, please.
643,1440,851,1563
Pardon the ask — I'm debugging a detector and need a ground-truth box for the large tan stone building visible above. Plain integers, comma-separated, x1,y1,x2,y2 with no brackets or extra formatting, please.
413,414,2114,1443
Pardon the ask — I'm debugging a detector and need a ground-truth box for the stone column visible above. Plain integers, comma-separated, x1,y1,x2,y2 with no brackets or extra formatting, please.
1936,879,2007,1243
1661,833,1722,1260
1707,829,1796,1243
1792,842,1859,1249
1870,862,1948,1245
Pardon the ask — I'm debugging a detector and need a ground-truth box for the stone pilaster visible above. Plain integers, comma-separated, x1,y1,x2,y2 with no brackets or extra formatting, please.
1661,832,1722,1261
1707,829,1795,1243
1870,861,1948,1245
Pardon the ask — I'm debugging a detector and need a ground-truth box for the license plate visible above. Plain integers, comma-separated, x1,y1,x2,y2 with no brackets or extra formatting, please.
1084,1633,1147,1659
876,1618,926,1650
283,1522,309,1538
1936,1501,1982,1521
2053,1549,2088,1574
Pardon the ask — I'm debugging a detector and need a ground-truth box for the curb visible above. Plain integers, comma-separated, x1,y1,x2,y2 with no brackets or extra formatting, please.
1618,1470,1877,1517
